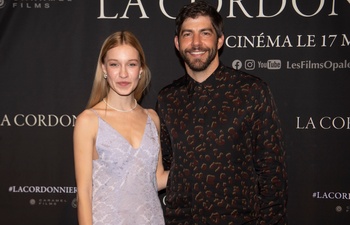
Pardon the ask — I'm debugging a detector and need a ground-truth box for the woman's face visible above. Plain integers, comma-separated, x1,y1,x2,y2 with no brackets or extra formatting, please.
102,44,142,97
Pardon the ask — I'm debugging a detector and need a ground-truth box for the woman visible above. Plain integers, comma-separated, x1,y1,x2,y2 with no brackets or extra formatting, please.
74,31,168,225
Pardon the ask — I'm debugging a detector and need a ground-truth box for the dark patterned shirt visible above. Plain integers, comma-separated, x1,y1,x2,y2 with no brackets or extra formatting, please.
156,63,287,225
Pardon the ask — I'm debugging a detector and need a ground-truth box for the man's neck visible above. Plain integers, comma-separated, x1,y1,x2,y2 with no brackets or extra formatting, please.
186,59,220,83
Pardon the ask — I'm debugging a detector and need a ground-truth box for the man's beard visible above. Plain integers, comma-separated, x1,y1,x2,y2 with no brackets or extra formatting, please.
180,45,218,72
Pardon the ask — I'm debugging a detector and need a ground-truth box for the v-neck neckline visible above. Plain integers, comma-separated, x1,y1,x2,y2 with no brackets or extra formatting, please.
99,115,149,150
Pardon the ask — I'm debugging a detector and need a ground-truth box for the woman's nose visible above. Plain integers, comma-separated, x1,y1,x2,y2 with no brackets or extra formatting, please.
119,66,128,78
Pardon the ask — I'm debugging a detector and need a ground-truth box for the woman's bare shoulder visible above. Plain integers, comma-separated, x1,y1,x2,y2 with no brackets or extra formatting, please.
75,109,99,129
76,101,105,123
145,108,160,128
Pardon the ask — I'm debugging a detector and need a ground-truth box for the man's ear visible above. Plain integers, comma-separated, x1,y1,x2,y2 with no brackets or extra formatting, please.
217,34,224,50
174,36,180,51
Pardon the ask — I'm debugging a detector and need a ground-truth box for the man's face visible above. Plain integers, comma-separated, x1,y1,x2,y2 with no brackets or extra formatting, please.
175,16,223,72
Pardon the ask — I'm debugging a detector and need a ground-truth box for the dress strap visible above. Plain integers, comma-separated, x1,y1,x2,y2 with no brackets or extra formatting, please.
145,109,150,116
89,108,100,118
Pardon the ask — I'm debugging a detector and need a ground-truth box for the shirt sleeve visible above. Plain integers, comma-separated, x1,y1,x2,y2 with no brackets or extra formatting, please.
250,82,288,225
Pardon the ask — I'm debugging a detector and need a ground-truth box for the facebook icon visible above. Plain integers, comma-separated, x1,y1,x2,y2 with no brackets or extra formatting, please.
232,60,242,70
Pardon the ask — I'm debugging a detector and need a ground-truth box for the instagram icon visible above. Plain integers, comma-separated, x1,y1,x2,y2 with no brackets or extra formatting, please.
245,60,255,70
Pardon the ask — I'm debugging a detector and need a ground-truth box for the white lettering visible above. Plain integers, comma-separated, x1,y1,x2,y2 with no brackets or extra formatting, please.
316,192,350,200
298,116,350,129
341,34,350,46
225,34,295,48
297,35,316,47
0,114,11,126
13,0,341,18
257,0,286,18
120,0,149,19
228,0,253,18
287,60,350,71
98,0,118,19
320,116,331,129
332,116,346,129
159,0,174,19
14,114,25,126
10,114,76,127
297,117,316,129
10,186,77,194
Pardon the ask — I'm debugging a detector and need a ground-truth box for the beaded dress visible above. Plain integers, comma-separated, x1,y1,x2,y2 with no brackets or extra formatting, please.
91,110,165,225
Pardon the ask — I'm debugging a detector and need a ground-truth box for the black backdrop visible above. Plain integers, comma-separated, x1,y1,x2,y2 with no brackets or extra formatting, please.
0,1,349,224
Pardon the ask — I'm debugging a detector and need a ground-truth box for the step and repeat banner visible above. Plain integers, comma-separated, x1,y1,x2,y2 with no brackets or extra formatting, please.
0,1,349,224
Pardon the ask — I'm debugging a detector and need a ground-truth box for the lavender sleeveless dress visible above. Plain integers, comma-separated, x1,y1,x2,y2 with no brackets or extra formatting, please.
91,110,165,225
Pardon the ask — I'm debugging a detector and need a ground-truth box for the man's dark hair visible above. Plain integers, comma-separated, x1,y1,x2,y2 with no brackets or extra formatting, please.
175,1,224,38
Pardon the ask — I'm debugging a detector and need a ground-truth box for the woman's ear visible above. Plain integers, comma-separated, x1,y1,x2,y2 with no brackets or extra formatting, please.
102,64,107,74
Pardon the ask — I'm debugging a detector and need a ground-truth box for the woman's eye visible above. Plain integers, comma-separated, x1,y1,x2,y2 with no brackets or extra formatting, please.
129,62,140,67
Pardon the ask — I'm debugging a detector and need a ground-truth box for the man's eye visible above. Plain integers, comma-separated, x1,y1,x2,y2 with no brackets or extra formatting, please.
203,32,211,36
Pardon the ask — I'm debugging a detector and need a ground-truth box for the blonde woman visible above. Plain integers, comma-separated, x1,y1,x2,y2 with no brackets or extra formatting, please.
74,31,168,225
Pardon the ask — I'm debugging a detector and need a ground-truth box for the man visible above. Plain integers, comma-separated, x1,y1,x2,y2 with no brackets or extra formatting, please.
156,1,287,224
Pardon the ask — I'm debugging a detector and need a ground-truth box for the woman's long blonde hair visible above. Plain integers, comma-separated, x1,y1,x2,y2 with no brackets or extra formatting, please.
86,31,151,109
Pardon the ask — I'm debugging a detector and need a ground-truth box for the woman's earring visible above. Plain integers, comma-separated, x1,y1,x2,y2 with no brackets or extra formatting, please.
138,72,142,79
103,73,107,79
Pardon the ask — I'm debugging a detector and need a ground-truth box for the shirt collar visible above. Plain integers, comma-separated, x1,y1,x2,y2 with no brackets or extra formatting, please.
186,62,225,95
